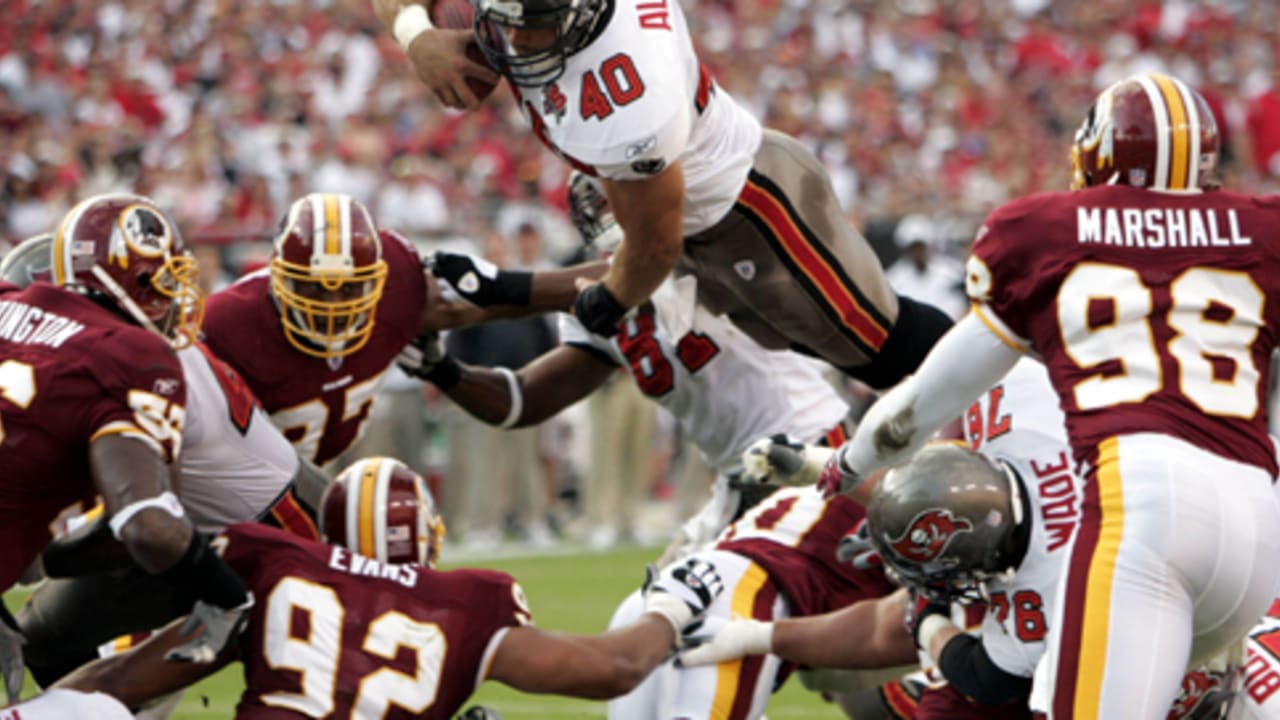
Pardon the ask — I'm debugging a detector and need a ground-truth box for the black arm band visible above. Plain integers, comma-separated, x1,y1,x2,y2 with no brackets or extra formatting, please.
497,270,533,305
937,633,1033,706
160,533,250,611
423,354,462,391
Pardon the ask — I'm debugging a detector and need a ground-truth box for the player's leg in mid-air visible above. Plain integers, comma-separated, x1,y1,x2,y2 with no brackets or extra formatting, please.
679,129,952,389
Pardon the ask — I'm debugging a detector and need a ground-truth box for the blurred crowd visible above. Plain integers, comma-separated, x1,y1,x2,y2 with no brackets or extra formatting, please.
4,0,1280,548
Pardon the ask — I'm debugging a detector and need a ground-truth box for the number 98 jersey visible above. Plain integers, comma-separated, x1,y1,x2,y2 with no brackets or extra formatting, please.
966,184,1280,475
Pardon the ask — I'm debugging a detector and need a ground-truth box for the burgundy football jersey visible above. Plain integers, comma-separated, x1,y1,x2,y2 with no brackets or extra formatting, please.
0,283,186,589
218,523,531,720
968,185,1280,475
202,231,426,466
717,487,896,616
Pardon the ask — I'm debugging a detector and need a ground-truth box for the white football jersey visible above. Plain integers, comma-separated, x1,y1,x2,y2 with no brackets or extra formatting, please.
962,358,1080,678
513,0,762,235
178,343,298,532
1235,609,1280,719
0,689,132,720
559,278,847,474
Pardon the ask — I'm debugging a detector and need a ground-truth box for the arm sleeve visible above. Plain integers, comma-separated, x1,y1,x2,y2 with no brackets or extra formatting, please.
937,633,1033,706
839,313,1022,474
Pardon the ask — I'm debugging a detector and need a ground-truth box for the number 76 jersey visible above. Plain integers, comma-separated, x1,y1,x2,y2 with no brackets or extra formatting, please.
965,184,1280,475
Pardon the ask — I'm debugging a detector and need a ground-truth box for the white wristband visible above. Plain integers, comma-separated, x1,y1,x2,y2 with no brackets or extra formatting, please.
393,4,434,51
497,367,524,429
109,491,186,539
917,614,955,654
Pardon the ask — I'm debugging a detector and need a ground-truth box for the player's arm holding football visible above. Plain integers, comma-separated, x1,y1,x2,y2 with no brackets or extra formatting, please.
374,0,499,110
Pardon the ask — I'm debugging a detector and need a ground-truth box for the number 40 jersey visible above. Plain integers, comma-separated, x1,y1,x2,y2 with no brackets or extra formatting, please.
966,184,1280,476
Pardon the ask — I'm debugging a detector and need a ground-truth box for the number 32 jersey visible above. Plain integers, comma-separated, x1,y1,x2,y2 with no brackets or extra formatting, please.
219,523,531,720
966,185,1280,475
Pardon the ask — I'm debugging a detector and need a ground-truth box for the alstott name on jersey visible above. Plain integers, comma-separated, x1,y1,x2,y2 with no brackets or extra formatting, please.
327,546,419,589
1077,207,1251,248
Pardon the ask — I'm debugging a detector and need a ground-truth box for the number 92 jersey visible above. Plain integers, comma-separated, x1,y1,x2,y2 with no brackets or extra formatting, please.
218,523,532,720
965,184,1280,475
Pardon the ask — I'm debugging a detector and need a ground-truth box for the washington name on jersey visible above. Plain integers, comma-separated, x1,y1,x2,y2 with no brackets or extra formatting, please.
967,185,1280,476
0,283,186,589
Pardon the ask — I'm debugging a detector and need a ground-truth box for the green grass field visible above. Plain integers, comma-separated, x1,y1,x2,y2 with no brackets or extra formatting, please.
4,545,845,718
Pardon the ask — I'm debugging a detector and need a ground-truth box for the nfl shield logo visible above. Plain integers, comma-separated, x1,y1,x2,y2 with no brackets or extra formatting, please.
733,260,756,281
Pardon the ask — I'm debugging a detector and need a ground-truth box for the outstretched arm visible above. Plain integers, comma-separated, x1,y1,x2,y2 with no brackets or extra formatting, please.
428,345,617,428
486,615,675,699
53,616,234,707
833,312,1023,486
421,257,609,332
680,588,916,670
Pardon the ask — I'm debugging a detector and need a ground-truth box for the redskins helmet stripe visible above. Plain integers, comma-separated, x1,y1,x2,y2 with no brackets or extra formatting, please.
326,456,444,568
1134,73,1202,191
270,193,388,358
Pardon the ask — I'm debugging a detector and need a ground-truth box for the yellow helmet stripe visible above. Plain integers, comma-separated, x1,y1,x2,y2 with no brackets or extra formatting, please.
1152,73,1190,189
357,459,380,558
323,193,341,257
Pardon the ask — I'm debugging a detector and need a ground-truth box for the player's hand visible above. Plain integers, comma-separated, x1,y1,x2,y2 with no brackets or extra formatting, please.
676,618,773,668
572,279,627,337
165,595,254,664
740,434,834,486
406,29,499,111
429,251,531,307
397,332,447,380
0,611,24,704
642,558,725,644
817,450,862,499
835,518,882,571
904,591,951,650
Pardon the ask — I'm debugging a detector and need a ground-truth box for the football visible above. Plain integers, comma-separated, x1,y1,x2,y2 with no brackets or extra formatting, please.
428,0,499,101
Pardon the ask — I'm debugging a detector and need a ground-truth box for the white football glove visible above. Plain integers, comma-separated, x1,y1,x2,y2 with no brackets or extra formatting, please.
740,434,835,486
642,558,725,645
165,594,254,664
677,618,774,667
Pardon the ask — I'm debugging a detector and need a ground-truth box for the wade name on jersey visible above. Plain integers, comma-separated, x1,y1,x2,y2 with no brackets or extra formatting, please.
1076,206,1252,248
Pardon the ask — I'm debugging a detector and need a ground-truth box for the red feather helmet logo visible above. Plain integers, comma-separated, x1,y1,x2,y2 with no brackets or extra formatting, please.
888,508,974,562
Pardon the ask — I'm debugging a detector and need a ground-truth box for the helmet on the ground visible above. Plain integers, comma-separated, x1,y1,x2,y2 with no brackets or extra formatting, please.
866,444,1025,602
1071,72,1219,191
322,456,446,568
567,171,622,252
474,0,607,87
50,193,202,345
269,193,388,359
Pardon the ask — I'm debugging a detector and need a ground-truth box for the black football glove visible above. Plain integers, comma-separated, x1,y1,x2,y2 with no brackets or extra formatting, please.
430,251,532,307
572,282,627,337
396,332,461,390
457,706,503,720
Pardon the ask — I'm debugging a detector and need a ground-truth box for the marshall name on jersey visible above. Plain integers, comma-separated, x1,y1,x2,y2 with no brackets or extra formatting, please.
514,0,761,235
218,522,531,720
0,283,185,589
967,185,1280,476
559,277,847,473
